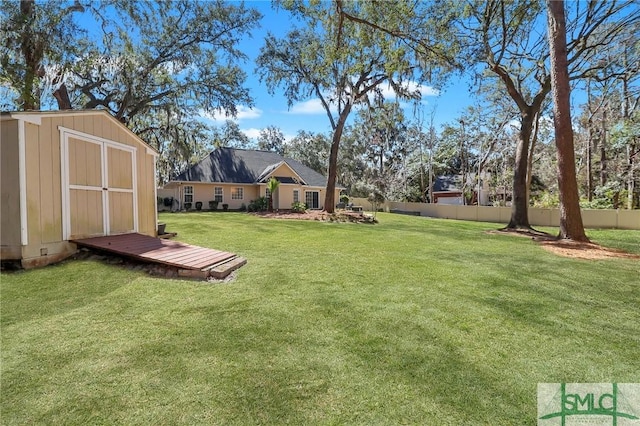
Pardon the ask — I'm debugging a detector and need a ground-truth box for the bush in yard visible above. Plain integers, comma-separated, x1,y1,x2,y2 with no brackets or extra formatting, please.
248,197,268,212
195,201,203,211
208,200,219,210
184,202,192,211
239,203,247,212
163,197,173,207
291,201,307,213
222,203,229,211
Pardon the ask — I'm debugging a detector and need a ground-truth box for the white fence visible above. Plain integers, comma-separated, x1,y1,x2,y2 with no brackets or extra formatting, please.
350,198,640,230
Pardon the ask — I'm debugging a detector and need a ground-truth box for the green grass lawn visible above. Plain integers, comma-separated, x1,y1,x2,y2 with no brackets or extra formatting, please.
2,213,639,425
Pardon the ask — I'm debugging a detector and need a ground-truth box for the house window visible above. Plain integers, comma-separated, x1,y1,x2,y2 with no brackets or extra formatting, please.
183,185,193,204
293,189,299,203
231,187,243,200
214,187,223,202
265,188,271,199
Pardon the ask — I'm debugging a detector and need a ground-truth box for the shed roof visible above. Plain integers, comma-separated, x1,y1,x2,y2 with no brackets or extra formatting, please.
1,110,158,155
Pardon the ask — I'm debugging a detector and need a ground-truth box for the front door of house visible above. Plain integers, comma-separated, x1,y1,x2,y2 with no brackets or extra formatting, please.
62,129,137,240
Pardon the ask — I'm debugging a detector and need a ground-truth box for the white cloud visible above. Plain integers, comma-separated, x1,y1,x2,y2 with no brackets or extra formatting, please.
240,128,295,142
242,128,262,139
199,106,263,123
284,81,438,116
287,98,334,115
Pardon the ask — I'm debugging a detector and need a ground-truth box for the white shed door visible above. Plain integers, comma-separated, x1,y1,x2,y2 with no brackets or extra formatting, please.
61,129,137,240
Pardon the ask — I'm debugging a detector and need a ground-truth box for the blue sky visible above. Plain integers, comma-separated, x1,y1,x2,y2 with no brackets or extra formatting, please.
199,1,477,141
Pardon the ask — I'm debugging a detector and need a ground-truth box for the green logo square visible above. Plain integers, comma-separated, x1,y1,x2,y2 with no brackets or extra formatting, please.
538,383,640,425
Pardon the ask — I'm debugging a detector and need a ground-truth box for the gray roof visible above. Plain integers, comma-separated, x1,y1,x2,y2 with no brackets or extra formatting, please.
433,175,463,192
173,148,334,188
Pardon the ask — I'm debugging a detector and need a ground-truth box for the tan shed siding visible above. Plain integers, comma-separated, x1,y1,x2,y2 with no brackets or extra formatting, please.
70,189,104,237
1,119,21,254
69,137,102,187
136,150,157,236
38,118,55,243
24,122,43,259
63,114,156,237
80,112,94,135
1,111,157,265
109,192,134,233
41,117,63,243
147,154,157,233
107,146,133,189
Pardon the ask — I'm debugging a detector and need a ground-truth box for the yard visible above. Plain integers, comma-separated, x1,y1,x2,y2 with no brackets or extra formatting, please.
1,212,639,425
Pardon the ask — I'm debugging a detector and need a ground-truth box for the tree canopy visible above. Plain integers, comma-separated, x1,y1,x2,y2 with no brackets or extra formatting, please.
2,0,638,222
256,0,456,212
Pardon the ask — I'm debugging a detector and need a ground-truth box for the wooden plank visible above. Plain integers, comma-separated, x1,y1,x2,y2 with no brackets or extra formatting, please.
72,233,239,272
208,257,247,279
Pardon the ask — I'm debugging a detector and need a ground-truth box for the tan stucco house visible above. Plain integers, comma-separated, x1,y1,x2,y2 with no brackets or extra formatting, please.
1,110,158,268
163,147,341,211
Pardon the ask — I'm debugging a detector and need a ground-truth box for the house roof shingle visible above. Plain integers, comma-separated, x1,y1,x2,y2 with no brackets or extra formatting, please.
433,175,462,192
172,147,333,188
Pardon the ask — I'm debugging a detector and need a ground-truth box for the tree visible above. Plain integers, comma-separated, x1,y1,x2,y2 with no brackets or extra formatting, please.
459,0,639,229
1,0,261,188
577,23,640,209
68,0,260,125
352,102,424,201
266,177,280,212
360,102,407,174
287,131,330,175
257,1,452,213
335,125,369,196
257,125,285,155
546,0,588,242
1,0,86,110
210,120,253,150
134,105,212,185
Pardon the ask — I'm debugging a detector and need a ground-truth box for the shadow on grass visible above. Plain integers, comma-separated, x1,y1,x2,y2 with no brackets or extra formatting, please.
0,260,139,327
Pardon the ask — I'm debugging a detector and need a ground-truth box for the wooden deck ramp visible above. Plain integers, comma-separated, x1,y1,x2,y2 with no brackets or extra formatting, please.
72,233,246,279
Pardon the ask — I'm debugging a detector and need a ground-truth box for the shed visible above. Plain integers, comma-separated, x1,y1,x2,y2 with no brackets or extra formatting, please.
1,110,158,268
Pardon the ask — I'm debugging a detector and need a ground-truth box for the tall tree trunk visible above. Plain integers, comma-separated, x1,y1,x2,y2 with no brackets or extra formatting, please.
587,132,593,201
507,111,534,229
621,58,635,209
600,108,607,187
546,0,588,242
586,81,594,201
53,80,73,110
20,0,42,110
628,142,637,209
526,112,540,204
324,104,352,213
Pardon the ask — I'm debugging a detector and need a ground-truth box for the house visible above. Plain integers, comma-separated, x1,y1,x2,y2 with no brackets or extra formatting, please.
431,175,465,205
431,173,492,205
163,147,341,211
1,110,158,268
